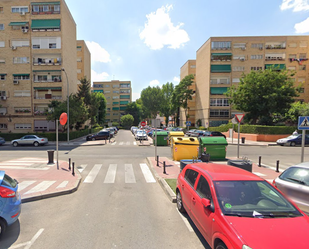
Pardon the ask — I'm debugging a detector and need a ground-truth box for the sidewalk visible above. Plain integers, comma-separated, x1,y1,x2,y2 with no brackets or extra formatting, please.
147,156,282,203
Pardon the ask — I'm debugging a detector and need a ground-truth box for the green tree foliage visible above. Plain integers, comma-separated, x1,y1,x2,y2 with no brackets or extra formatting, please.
88,92,106,126
125,102,142,125
226,68,299,125
120,114,134,128
172,74,194,124
285,102,309,124
160,82,175,127
140,86,163,118
77,77,91,106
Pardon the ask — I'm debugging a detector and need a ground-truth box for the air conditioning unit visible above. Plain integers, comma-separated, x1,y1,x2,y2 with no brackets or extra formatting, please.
20,11,25,15
240,58,245,61
1,96,6,100
22,28,28,33
13,80,19,85
12,46,17,50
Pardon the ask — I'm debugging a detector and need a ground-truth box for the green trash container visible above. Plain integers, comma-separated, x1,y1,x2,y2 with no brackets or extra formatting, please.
153,131,169,146
198,136,228,161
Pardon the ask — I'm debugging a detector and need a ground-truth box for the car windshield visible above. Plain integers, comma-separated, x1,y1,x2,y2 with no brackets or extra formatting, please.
286,135,299,139
279,167,309,186
214,180,302,218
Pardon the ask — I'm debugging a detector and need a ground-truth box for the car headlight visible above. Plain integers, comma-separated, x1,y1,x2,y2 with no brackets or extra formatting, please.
242,245,252,249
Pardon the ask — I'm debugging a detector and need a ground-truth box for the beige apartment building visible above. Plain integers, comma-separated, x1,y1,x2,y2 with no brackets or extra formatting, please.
92,80,132,123
0,0,79,133
77,40,91,85
180,60,196,127
181,35,309,128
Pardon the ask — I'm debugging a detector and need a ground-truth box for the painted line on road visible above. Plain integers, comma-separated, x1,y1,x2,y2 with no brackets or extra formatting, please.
126,142,130,145
104,164,117,183
125,164,136,183
24,181,56,195
56,181,68,189
176,208,194,232
84,164,102,183
119,142,124,145
140,163,156,183
133,142,137,145
9,228,44,249
77,164,87,173
18,181,36,191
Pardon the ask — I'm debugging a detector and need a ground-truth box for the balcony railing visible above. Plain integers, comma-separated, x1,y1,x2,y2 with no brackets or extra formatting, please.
265,56,284,61
265,45,286,49
33,78,62,83
33,60,61,66
34,96,62,100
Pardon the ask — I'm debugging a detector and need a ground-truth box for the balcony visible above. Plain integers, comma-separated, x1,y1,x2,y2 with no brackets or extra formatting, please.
265,54,285,61
265,42,286,50
211,53,232,62
33,58,62,66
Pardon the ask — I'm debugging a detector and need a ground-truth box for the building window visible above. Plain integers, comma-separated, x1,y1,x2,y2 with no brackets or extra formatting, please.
105,90,110,93
210,98,229,106
299,53,307,59
0,41,4,47
233,43,246,49
13,57,30,64
211,41,231,50
288,66,296,70
232,78,240,83
298,88,305,93
113,90,119,93
210,109,229,117
93,84,103,88
43,5,50,12
0,75,6,80
289,54,297,59
298,78,305,83
15,123,31,129
0,7,3,13
113,84,119,88
251,43,263,49
300,41,307,48
120,84,130,88
0,124,7,129
251,67,262,71
0,58,5,63
251,55,263,60
14,90,31,97
289,43,297,48
299,65,306,71
11,6,28,13
104,84,110,88
14,75,30,80
0,24,4,30
49,43,56,49
120,89,130,93
233,66,245,72
112,96,119,99
77,57,82,62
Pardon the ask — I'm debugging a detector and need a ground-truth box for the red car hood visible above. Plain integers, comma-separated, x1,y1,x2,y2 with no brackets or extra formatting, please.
225,215,309,248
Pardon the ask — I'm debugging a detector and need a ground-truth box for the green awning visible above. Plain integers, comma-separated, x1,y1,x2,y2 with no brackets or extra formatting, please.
33,70,61,72
31,19,60,29
113,102,119,105
120,101,129,105
77,46,82,48
13,74,30,76
265,64,286,70
112,107,119,110
31,2,60,5
34,87,62,90
211,65,231,73
93,90,103,93
211,53,232,56
120,95,130,99
210,87,229,95
120,107,127,111
9,22,28,26
0,73,7,76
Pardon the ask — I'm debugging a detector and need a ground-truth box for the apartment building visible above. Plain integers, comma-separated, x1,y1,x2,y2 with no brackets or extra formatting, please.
0,0,78,133
179,60,196,127
77,40,91,85
92,80,132,123
181,36,309,128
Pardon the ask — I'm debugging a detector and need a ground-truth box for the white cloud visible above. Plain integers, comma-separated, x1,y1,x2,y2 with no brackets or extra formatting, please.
173,76,180,84
132,92,140,101
280,0,309,11
294,17,309,33
139,5,190,50
86,41,111,63
149,79,161,87
91,69,109,85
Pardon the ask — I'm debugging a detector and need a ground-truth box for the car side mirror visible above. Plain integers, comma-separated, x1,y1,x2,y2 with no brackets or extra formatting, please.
201,198,211,208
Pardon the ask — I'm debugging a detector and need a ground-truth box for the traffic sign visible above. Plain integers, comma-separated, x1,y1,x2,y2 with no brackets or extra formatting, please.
141,121,146,127
59,112,67,125
186,121,191,126
235,114,245,123
298,116,309,130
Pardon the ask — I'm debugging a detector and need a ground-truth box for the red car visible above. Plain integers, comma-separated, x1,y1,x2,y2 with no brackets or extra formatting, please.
176,163,309,249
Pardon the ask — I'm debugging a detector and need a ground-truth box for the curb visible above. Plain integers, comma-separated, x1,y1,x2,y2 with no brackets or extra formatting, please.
146,157,176,203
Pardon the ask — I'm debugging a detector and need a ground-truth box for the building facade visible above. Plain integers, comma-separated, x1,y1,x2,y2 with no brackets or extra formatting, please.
92,80,132,123
181,36,309,128
77,40,91,84
0,0,80,133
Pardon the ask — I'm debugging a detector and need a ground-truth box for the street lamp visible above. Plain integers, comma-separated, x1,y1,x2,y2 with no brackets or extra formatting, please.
62,68,69,143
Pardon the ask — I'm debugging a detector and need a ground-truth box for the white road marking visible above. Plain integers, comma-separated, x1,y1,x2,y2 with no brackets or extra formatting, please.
133,142,137,145
9,228,44,249
119,142,124,145
18,181,36,191
125,164,136,183
253,172,266,176
24,181,56,195
176,208,194,232
84,164,102,183
77,164,87,173
140,163,156,183
56,181,69,189
126,142,130,145
111,142,116,145
104,164,117,183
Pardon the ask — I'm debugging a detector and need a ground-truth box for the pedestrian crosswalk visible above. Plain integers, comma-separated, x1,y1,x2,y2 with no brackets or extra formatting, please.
111,141,137,146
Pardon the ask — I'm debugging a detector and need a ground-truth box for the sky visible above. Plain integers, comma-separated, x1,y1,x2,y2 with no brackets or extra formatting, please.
65,0,309,101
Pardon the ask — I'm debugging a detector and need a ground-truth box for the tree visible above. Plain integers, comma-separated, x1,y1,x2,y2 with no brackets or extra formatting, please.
226,68,299,125
125,102,142,125
120,114,134,129
160,82,175,127
88,92,106,126
140,86,163,118
285,102,309,125
172,74,194,125
77,77,91,106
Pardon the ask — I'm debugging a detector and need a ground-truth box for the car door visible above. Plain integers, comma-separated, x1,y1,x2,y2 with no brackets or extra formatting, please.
20,135,32,145
181,168,199,213
190,174,215,243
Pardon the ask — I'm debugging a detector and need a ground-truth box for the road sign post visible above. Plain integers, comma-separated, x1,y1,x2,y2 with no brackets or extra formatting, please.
235,114,244,158
298,116,309,162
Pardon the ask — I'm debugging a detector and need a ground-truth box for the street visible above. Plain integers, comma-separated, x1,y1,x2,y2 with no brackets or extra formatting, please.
1,130,309,248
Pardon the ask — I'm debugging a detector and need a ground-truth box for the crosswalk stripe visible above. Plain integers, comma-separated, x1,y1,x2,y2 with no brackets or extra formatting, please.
104,164,117,183
125,164,136,183
84,164,102,183
140,163,156,183
56,181,69,189
133,142,137,145
119,142,124,145
77,164,87,173
24,181,56,195
18,181,36,191
126,142,130,145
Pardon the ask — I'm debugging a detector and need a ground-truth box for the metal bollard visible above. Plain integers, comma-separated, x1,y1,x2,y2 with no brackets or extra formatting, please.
72,162,75,176
276,160,279,173
69,158,71,171
163,161,166,174
157,155,159,166
258,156,261,167
105,138,106,144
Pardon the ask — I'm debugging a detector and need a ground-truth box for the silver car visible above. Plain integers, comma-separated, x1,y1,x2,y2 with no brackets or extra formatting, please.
11,135,48,147
273,162,309,214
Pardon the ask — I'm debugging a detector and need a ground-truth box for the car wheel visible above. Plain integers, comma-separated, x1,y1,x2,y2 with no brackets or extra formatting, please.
92,138,96,141
290,142,296,146
176,191,186,213
33,141,39,147
216,242,227,249
0,218,6,238
13,142,18,147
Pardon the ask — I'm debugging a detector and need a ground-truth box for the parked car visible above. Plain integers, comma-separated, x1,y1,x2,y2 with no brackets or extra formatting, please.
147,129,162,138
201,130,226,139
276,134,309,146
190,130,205,137
185,129,198,137
176,162,309,249
109,127,118,134
105,128,115,137
86,130,111,141
11,135,48,147
0,171,21,237
273,162,309,214
0,137,5,145
135,130,148,140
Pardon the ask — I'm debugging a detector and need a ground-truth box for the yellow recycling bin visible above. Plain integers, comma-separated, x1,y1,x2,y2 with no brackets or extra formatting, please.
171,137,199,161
168,131,184,146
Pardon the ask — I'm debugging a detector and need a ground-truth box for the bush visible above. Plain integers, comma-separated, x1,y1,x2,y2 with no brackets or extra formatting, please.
199,126,207,130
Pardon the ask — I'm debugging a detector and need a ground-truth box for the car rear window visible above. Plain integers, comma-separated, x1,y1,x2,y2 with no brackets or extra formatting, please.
2,174,17,188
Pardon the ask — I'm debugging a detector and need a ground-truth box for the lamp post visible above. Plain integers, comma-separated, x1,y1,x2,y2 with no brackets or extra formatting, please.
62,68,69,143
